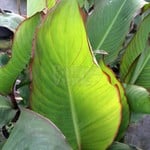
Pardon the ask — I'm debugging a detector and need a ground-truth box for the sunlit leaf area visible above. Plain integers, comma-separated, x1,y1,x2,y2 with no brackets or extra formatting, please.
0,0,149,149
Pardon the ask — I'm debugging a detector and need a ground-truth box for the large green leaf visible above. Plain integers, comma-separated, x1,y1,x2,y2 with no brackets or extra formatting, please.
27,0,56,17
99,60,129,140
86,0,144,64
0,14,40,95
120,14,150,88
31,0,121,149
124,84,150,114
0,95,16,127
2,108,71,150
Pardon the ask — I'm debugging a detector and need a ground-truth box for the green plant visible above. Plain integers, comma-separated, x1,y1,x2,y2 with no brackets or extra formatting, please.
0,0,150,150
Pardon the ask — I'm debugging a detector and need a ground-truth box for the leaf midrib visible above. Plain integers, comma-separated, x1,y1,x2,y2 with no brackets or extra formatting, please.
65,70,81,149
96,0,127,50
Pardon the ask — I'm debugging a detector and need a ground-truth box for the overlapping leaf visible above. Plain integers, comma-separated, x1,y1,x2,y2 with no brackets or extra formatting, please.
86,0,145,64
99,60,129,140
124,84,150,113
2,109,71,150
0,14,41,95
31,0,121,149
120,14,150,88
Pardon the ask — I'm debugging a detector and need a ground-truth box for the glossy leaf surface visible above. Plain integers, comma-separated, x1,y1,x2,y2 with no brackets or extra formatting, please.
2,109,71,150
31,0,121,149
86,0,144,64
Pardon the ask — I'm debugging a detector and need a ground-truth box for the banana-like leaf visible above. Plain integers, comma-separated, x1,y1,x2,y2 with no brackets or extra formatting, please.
0,95,16,127
31,0,121,149
99,60,129,140
27,0,56,17
0,14,41,95
124,84,150,114
2,108,71,150
120,14,150,88
86,0,144,64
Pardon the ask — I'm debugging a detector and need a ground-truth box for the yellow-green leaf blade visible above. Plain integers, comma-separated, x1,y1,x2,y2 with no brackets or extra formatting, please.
31,0,121,149
99,60,129,140
0,14,40,95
